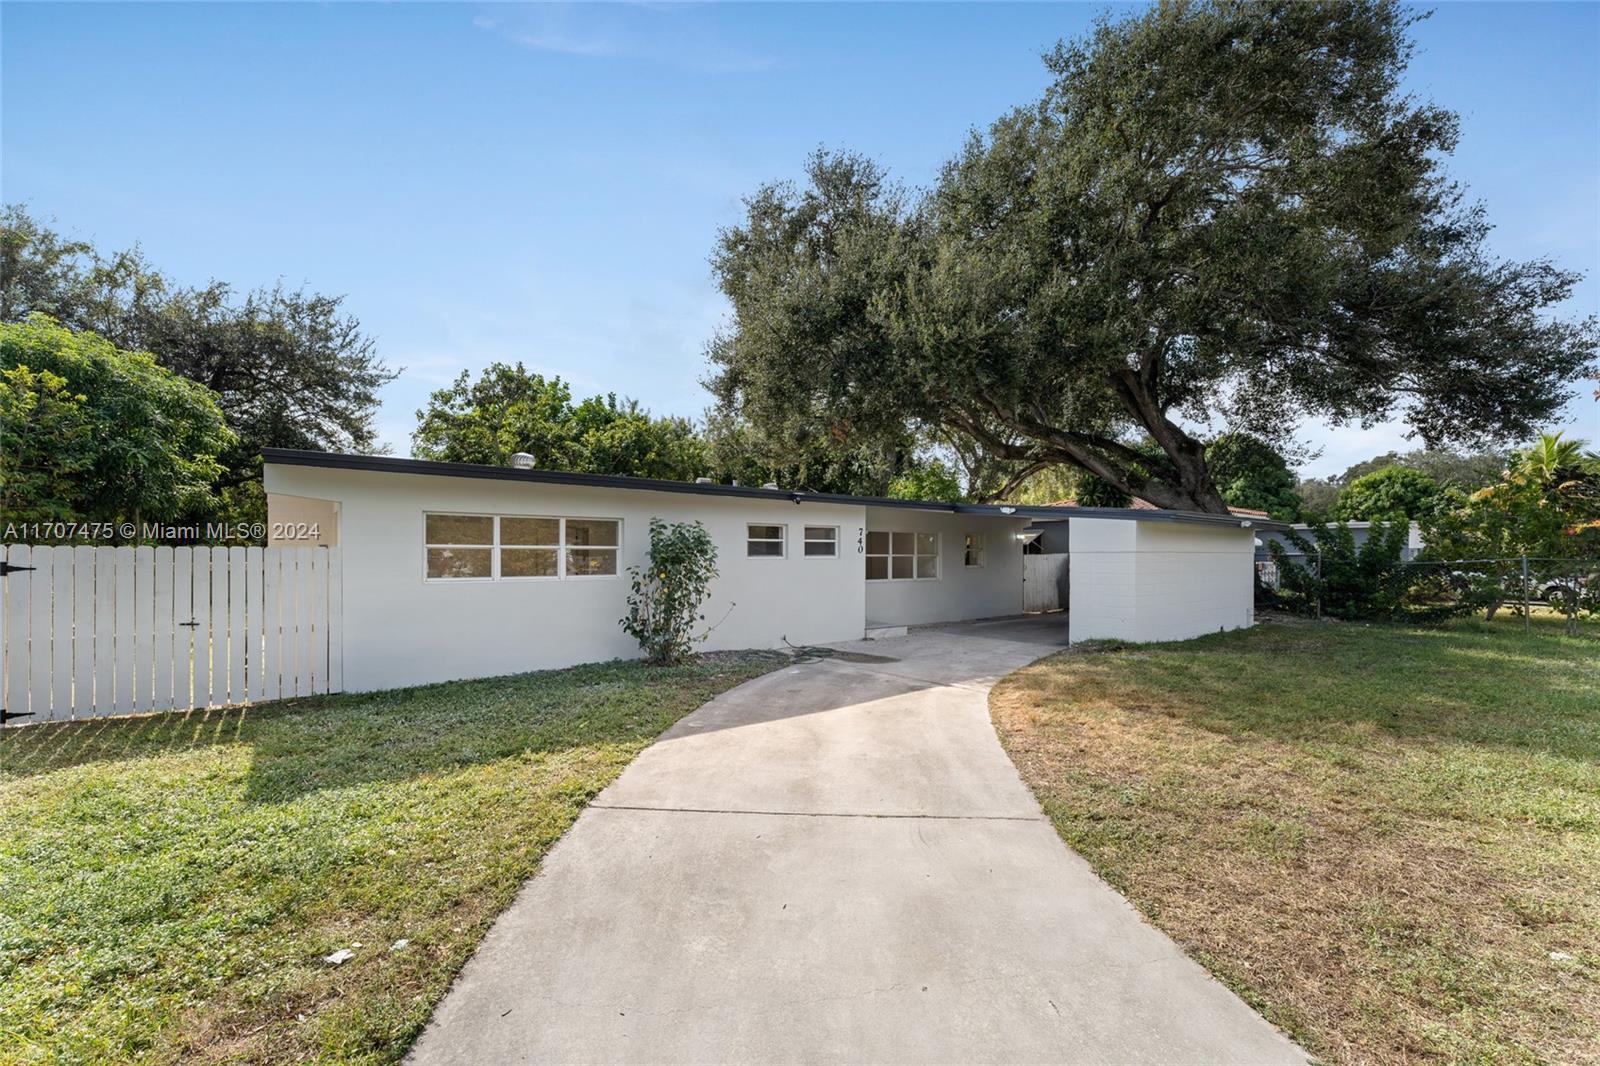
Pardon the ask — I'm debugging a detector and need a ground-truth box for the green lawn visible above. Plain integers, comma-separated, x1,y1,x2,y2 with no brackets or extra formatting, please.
991,611,1600,1066
0,652,781,1065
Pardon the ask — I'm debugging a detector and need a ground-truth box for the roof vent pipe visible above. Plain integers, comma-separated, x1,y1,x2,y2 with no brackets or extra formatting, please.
510,452,535,470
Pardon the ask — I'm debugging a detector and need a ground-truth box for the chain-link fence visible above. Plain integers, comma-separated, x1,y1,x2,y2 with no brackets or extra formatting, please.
1257,554,1598,635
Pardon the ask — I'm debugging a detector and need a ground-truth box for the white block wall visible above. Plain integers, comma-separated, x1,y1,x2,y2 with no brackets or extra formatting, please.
863,506,1028,626
1068,517,1255,643
265,465,869,692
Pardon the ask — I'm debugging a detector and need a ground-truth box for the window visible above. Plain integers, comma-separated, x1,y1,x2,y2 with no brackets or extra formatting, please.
747,523,786,558
964,533,985,568
865,530,938,581
803,526,838,558
425,514,619,580
426,514,494,580
500,516,560,577
565,518,620,576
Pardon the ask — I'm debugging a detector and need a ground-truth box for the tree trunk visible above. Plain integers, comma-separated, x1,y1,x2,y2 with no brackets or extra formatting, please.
1106,365,1232,514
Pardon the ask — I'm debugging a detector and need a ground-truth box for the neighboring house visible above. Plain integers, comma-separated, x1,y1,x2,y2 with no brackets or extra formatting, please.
1255,521,1426,563
263,449,1278,693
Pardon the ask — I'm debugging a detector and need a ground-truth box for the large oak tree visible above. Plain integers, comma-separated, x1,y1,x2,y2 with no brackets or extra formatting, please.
707,0,1598,513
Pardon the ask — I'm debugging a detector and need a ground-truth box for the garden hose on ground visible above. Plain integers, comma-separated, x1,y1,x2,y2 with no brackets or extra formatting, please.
781,636,838,664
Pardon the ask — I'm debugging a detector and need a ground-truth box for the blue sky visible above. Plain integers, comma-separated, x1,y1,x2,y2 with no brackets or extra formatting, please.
3,1,1596,478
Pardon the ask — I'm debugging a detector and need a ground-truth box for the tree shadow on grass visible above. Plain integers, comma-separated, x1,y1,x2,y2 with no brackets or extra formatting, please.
0,653,785,801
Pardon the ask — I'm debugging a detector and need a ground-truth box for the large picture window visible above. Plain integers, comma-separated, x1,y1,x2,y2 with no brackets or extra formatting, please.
426,514,619,580
865,530,938,581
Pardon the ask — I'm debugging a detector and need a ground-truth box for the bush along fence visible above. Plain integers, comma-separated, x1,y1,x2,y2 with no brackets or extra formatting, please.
0,544,340,726
1260,523,1597,634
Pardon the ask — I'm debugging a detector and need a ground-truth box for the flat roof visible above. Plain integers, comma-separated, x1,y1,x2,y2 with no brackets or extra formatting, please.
261,448,1284,531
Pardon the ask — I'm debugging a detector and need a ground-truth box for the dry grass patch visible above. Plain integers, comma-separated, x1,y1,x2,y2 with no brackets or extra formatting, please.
0,652,782,1065
991,612,1600,1065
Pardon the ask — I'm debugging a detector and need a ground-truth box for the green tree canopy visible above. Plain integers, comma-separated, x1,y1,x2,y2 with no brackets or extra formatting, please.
0,364,93,523
886,460,966,503
1339,446,1508,492
1422,433,1600,617
2,206,396,479
1204,433,1301,519
1293,478,1342,522
412,362,708,481
707,1,1598,515
701,406,917,496
1,315,234,524
1333,466,1444,521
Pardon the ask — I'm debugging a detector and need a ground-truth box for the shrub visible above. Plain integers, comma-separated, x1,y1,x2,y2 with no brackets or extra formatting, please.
1267,519,1467,621
620,519,719,664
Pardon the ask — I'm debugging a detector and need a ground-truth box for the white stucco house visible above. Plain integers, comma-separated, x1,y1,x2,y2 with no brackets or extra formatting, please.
262,449,1276,693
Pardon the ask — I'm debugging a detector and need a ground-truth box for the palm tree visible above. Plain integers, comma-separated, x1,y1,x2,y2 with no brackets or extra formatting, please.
1513,432,1599,492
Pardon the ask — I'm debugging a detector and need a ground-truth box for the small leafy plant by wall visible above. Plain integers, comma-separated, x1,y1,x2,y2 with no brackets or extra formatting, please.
620,519,719,664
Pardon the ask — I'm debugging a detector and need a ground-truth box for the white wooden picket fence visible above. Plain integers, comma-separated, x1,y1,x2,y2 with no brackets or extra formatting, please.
0,545,341,726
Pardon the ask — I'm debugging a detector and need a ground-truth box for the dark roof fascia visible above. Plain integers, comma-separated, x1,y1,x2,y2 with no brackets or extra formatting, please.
260,449,1282,530
996,505,1288,531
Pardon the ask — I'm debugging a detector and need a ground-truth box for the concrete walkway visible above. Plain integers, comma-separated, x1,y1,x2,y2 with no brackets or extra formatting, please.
406,616,1306,1065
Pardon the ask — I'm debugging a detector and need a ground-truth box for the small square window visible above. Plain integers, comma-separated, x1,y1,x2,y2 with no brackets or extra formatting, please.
747,524,786,557
803,526,838,557
964,533,985,568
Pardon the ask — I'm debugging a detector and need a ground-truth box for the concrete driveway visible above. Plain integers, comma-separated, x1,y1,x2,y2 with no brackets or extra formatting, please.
406,616,1305,1065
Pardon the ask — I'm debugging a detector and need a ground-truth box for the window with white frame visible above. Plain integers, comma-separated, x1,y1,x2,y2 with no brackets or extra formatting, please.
803,525,838,557
424,514,494,580
865,530,938,581
964,533,985,567
747,523,786,558
425,514,619,580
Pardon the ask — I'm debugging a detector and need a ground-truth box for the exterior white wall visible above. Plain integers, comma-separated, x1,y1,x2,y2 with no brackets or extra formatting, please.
1069,517,1255,643
1066,518,1140,640
265,493,340,547
862,506,1027,626
265,465,867,692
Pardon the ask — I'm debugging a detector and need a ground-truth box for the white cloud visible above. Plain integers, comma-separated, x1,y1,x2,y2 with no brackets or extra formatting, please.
471,3,774,75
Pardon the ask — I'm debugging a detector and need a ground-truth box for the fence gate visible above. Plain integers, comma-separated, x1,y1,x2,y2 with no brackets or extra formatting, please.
0,545,341,726
1023,553,1070,613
